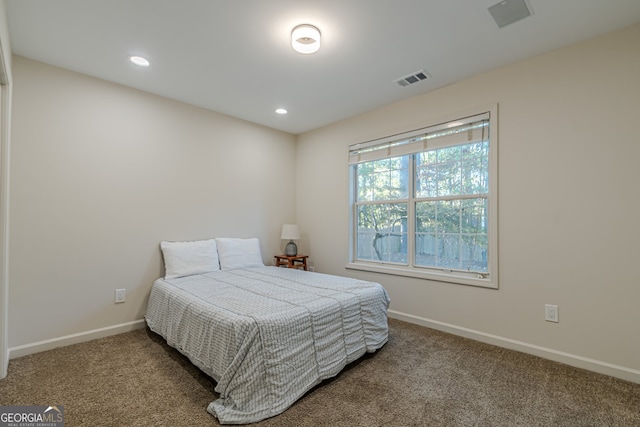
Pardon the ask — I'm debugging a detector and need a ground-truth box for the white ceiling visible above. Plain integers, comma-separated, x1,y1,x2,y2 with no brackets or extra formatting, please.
5,0,640,134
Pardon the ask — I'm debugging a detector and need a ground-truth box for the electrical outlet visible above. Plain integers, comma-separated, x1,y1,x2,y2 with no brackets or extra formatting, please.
545,304,558,322
115,289,126,304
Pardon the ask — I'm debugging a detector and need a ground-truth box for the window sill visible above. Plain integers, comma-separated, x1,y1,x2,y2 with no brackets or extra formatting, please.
345,262,498,289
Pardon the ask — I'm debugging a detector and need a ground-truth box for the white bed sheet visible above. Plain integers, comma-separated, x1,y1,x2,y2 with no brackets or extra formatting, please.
145,266,390,424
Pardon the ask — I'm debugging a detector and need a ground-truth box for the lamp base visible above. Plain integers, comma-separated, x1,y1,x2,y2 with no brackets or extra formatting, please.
285,240,298,256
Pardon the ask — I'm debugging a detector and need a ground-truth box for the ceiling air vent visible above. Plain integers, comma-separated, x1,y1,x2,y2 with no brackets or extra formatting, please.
394,69,431,87
488,0,532,28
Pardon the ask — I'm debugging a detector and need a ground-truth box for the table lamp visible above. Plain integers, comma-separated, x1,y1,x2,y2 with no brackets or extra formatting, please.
281,224,300,256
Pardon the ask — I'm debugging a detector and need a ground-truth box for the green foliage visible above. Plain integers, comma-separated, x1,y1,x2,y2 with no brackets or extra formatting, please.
354,140,489,271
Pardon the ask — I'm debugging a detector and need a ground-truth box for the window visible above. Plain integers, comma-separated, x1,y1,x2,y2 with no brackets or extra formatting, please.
348,107,498,288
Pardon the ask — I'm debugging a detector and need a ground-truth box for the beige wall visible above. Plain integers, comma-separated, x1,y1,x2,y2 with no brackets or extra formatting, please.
296,24,640,380
9,56,296,348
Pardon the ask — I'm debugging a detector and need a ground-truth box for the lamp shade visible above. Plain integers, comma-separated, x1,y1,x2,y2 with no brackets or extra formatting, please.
281,224,300,240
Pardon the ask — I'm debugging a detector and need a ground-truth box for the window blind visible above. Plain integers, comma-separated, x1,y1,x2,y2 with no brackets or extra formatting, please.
348,112,490,165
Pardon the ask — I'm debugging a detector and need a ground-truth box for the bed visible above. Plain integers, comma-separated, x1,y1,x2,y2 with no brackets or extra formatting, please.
145,238,390,424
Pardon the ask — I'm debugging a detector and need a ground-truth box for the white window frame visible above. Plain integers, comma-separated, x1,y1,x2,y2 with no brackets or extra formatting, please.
347,105,498,289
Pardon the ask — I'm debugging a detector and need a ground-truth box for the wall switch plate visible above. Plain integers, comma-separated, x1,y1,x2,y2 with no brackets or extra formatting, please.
115,289,126,303
545,304,558,322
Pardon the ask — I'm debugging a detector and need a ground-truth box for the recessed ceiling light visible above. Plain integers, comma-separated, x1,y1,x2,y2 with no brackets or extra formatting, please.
275,108,288,115
291,24,321,54
129,55,150,67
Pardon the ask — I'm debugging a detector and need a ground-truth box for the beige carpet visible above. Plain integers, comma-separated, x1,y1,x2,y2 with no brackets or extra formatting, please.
1,318,639,426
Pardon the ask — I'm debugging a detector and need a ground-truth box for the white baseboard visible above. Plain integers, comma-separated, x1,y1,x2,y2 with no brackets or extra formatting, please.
8,319,147,359
388,310,640,385
7,313,639,385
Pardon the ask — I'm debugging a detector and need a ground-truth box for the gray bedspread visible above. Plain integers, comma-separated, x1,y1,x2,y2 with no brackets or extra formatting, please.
145,266,390,424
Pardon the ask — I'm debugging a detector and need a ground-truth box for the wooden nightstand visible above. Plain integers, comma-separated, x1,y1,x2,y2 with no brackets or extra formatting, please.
274,255,308,271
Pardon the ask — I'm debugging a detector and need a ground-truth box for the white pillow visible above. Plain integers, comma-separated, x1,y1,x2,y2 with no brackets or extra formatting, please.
160,239,220,279
215,237,265,270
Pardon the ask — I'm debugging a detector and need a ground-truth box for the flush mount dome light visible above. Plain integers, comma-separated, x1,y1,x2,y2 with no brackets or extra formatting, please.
129,55,150,67
291,24,321,54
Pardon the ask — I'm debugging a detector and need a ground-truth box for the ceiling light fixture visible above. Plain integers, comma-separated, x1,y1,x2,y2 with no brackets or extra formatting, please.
291,24,321,54
129,55,150,67
275,108,288,115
